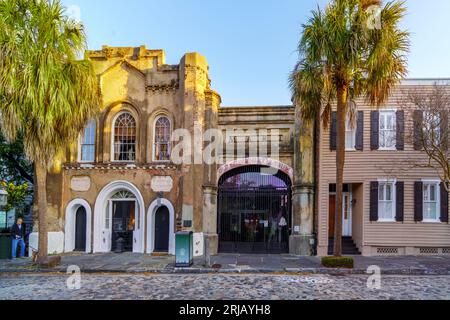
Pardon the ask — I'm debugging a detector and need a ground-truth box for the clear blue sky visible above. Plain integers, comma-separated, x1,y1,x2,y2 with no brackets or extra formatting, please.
61,0,450,106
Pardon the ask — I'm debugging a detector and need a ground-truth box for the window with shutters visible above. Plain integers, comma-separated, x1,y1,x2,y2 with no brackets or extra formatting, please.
345,115,356,150
79,120,96,162
153,116,171,162
378,181,396,221
112,112,137,162
379,111,396,150
423,181,441,222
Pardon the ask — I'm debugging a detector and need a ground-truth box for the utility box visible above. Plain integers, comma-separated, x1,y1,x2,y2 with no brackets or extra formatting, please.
0,233,11,260
175,231,193,267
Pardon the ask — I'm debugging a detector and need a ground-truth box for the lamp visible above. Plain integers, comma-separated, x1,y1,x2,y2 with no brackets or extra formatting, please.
0,189,8,209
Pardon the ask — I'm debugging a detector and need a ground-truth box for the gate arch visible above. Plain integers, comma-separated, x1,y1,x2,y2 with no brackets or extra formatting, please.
217,165,292,254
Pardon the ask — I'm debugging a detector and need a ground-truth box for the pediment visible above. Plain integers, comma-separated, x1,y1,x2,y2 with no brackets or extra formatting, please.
99,59,146,79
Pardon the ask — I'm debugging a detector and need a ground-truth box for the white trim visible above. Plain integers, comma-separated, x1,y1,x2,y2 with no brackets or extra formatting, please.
152,115,172,163
111,111,137,163
378,110,397,150
64,199,92,253
342,192,353,237
377,180,397,221
146,198,175,255
422,180,441,223
93,181,145,253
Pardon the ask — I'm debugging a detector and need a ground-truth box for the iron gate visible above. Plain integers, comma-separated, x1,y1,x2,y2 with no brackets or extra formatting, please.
217,166,292,254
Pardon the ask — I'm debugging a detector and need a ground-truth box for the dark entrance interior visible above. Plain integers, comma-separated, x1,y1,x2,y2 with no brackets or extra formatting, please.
154,206,170,252
111,201,135,252
74,206,87,252
218,165,292,254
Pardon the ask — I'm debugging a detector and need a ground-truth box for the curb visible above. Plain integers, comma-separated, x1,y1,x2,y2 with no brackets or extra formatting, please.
2,267,450,276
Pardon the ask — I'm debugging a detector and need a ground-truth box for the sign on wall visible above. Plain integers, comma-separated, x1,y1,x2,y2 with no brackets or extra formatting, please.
70,176,91,192
151,176,173,193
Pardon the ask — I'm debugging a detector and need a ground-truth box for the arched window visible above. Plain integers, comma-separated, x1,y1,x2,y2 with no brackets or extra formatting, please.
154,116,171,161
113,112,136,162
80,120,96,162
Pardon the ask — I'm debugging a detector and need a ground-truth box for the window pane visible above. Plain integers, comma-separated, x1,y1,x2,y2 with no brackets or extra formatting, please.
114,113,136,161
424,203,437,220
80,120,96,162
154,117,171,160
423,185,429,201
379,185,385,201
385,184,392,201
430,185,436,201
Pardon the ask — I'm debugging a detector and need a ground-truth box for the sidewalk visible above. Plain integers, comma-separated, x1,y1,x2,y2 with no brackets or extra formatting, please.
1,253,450,275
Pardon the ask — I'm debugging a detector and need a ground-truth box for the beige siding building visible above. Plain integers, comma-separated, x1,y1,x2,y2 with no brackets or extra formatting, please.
317,80,450,256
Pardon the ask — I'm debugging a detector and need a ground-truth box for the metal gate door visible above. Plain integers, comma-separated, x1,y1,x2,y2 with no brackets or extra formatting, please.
217,166,292,254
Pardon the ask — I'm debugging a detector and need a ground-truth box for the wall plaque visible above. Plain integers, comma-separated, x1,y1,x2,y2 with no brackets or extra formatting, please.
151,176,173,193
70,176,91,192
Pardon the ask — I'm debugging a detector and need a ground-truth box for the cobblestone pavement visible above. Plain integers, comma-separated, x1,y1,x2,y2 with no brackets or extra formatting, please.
1,273,449,300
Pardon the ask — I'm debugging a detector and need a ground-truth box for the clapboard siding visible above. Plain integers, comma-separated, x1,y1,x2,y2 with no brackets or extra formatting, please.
317,85,450,254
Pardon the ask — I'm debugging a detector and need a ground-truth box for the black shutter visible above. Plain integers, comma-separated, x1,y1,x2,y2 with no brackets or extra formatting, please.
370,111,380,150
396,110,405,151
396,182,404,222
441,182,449,223
370,181,379,222
330,111,337,151
355,111,364,151
414,110,424,151
414,181,424,222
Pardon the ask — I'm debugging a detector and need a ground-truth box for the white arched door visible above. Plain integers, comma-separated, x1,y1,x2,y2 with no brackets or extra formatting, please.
93,181,145,253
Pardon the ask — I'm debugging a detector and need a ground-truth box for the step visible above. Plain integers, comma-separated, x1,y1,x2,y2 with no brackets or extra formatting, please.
328,237,361,255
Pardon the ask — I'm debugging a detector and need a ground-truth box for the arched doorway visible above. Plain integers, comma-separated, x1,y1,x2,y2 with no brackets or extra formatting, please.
93,181,145,253
64,199,92,253
74,207,87,252
218,165,292,254
147,198,175,255
154,206,170,252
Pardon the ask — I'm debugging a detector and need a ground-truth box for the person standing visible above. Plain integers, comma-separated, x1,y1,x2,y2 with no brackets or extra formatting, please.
11,217,26,260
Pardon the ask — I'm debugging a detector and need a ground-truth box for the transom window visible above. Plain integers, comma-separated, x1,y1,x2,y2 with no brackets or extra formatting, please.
80,120,96,162
345,116,356,150
378,182,396,221
423,182,440,221
154,116,171,161
379,111,396,149
113,112,136,162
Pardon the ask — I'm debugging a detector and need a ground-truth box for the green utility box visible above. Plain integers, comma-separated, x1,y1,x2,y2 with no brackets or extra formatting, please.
175,231,193,267
0,233,12,260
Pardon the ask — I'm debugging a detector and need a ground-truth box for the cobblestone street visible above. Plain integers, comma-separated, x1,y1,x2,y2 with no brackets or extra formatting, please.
1,273,449,300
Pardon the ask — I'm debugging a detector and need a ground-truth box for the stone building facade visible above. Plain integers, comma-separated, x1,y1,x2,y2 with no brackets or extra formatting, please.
36,46,314,257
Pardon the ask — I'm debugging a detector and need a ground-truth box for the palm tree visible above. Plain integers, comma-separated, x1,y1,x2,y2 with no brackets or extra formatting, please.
0,0,100,261
290,0,408,256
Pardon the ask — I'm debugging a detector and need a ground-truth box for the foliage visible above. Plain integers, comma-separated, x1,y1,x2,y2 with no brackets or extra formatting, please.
289,0,409,126
290,0,409,256
400,84,450,191
0,130,33,184
321,256,354,269
0,0,101,260
0,0,101,166
0,180,31,212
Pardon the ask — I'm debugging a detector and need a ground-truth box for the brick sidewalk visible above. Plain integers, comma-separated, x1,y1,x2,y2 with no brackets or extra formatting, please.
1,253,450,275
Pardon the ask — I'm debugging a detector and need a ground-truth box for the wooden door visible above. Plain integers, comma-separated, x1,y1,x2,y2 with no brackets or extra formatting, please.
329,195,336,237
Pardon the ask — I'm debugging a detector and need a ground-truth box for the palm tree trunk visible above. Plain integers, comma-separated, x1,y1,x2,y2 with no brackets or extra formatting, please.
334,85,347,257
35,163,48,260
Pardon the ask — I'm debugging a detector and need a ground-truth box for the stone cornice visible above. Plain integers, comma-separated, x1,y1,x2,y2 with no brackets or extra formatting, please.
63,164,179,171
